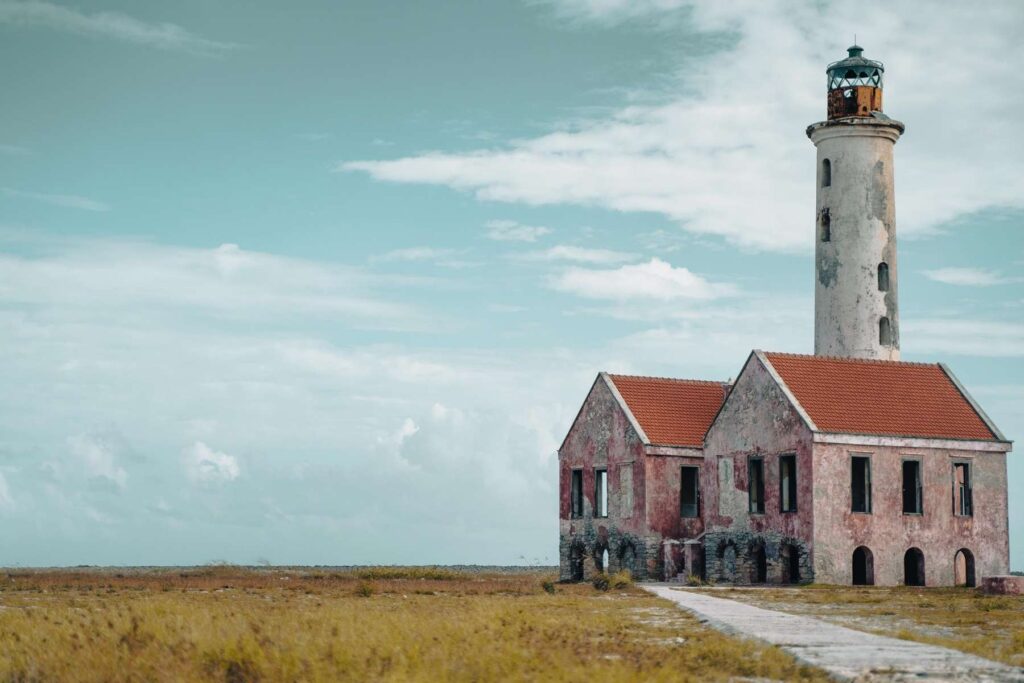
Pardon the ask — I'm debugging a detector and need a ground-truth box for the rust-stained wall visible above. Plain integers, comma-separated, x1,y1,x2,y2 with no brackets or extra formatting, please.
558,376,649,580
644,453,704,540
812,442,1010,585
703,354,815,582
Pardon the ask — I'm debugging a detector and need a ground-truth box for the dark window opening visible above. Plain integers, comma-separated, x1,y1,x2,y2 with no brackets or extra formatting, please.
851,456,872,513
780,454,797,513
822,158,832,187
878,262,890,292
953,463,973,517
680,466,700,518
595,468,608,518
955,549,975,588
904,547,925,586
820,208,831,242
879,316,892,346
748,458,765,514
852,546,874,585
570,469,583,518
902,460,922,514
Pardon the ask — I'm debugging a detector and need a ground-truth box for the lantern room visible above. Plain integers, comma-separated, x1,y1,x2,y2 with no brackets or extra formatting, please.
826,45,884,120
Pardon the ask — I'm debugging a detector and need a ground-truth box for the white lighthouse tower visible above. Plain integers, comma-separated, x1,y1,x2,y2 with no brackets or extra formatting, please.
807,45,903,360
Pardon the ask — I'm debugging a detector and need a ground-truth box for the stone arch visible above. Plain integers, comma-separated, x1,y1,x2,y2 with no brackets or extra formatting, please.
749,539,767,584
618,541,637,578
717,539,738,582
852,546,874,586
904,547,925,586
594,543,609,574
569,541,585,582
954,548,975,588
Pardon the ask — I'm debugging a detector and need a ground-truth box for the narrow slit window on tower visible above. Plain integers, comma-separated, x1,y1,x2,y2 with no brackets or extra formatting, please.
878,262,890,291
851,455,872,513
680,466,700,518
822,158,832,187
879,316,892,346
820,208,831,242
779,454,797,513
748,457,765,514
594,468,608,518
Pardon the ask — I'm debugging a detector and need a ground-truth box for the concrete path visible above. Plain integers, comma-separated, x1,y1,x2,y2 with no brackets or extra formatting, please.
644,584,1024,682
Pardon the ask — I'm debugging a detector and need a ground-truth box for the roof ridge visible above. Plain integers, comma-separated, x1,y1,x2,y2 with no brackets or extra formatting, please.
607,373,726,385
763,351,939,369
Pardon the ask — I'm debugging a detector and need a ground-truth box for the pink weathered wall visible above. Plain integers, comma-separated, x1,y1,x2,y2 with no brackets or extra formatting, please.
812,442,1010,585
644,453,704,539
704,355,814,542
558,377,648,579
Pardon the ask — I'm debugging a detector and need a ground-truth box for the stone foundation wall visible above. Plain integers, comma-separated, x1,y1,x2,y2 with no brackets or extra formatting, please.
704,530,813,585
559,527,662,581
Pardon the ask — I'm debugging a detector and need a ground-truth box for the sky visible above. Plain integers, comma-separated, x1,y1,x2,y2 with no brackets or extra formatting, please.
0,0,1022,568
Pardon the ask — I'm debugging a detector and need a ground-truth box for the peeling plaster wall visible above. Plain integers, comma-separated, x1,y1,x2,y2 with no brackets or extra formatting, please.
812,442,1010,586
704,355,815,583
558,377,652,580
809,119,902,360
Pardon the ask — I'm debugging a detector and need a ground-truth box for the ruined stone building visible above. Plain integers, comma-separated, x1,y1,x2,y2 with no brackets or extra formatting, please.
558,47,1012,587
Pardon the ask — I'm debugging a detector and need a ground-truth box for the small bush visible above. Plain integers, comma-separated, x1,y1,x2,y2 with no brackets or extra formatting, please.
610,571,633,590
685,574,704,587
592,574,610,591
354,582,374,598
541,580,556,594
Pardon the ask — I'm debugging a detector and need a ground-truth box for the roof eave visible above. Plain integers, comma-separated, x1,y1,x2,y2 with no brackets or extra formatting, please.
601,372,651,445
937,363,1009,442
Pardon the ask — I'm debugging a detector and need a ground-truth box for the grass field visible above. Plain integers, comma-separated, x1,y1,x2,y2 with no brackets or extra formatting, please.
710,584,1024,667
0,567,826,682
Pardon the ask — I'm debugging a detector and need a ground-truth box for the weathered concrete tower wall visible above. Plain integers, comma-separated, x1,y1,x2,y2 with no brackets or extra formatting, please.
808,46,904,360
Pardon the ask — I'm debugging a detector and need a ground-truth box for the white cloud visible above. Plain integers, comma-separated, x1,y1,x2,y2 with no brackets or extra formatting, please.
904,319,1024,357
343,1,1024,252
3,187,109,211
521,244,638,264
551,257,734,301
485,219,552,242
923,267,1017,287
0,238,428,330
67,434,128,489
0,1,236,54
377,247,457,262
183,441,240,484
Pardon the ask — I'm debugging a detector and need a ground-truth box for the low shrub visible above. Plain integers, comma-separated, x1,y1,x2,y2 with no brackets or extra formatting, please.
592,574,610,591
610,571,633,590
541,580,556,594
354,582,374,598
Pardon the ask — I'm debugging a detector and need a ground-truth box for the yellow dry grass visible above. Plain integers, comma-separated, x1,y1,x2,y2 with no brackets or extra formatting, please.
712,585,1024,667
0,567,826,682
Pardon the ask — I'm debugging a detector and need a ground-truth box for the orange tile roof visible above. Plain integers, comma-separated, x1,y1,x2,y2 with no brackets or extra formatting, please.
608,374,729,447
763,352,997,441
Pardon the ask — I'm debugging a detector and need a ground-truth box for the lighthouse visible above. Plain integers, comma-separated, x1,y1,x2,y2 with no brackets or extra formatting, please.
807,46,904,361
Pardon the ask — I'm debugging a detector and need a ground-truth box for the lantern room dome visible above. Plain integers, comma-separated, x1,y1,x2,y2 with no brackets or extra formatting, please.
827,45,884,91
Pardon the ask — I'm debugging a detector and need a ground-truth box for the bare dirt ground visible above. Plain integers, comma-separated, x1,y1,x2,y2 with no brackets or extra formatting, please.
708,584,1024,667
0,567,825,682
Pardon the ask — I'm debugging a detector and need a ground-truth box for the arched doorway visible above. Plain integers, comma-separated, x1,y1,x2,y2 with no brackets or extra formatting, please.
852,546,874,586
750,542,767,584
904,548,925,586
618,542,637,578
569,543,584,581
954,549,975,587
781,543,801,584
595,546,609,574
